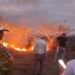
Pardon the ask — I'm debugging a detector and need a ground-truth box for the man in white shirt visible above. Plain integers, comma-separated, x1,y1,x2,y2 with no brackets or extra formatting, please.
33,35,47,75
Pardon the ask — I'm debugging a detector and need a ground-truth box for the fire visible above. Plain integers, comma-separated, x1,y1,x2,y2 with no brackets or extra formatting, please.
2,42,28,51
14,48,26,51
3,42,8,47
2,41,51,52
1,24,68,52
10,44,15,48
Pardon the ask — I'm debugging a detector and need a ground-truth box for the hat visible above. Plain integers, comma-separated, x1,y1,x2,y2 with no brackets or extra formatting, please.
39,33,46,39
0,25,9,32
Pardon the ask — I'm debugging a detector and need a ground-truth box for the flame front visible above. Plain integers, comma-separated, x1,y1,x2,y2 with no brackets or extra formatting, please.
3,42,8,47
14,48,26,51
2,42,28,51
1,24,69,52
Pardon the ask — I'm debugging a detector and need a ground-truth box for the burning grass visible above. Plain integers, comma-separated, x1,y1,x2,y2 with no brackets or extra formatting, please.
0,22,73,75
0,22,69,52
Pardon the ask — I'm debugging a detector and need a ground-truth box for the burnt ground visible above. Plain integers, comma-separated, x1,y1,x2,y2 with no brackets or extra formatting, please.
9,49,73,75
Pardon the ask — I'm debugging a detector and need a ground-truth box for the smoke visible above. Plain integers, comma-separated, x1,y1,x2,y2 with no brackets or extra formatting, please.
0,17,71,51
0,0,74,50
0,0,75,27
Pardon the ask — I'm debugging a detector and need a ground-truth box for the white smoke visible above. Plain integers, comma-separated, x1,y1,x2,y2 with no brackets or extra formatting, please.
0,0,75,28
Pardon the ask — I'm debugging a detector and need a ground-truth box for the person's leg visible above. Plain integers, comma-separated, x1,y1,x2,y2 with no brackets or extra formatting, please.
37,54,45,75
39,60,44,75
33,55,39,75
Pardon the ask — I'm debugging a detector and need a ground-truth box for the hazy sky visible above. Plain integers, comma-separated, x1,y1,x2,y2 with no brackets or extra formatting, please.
0,0,75,29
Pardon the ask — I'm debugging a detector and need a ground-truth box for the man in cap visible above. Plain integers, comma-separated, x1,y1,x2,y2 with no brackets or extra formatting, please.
0,25,14,75
33,34,47,75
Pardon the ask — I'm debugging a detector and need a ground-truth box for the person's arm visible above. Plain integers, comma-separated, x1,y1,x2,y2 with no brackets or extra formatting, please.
44,42,47,56
33,40,37,55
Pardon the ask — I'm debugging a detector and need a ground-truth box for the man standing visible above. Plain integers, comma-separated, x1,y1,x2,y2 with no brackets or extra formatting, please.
56,33,68,60
33,35,47,75
0,25,14,75
55,33,68,75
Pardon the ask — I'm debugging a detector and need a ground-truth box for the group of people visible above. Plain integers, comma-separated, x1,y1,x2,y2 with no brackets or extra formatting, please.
0,25,75,75
33,33,68,75
56,33,75,75
33,32,75,75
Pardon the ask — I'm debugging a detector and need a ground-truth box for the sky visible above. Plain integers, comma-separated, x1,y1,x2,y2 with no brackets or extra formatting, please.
0,0,75,29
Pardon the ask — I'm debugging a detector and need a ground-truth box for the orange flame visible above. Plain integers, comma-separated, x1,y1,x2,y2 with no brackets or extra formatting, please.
14,48,26,51
2,42,29,51
3,42,8,47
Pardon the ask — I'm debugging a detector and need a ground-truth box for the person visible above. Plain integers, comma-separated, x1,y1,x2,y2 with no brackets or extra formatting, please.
61,43,75,75
33,35,47,75
55,33,68,75
0,25,14,75
55,33,68,60
61,48,75,75
61,59,75,75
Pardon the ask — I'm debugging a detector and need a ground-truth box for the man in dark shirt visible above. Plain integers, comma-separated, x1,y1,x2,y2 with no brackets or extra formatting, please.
56,33,67,59
55,33,68,75
57,33,67,48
